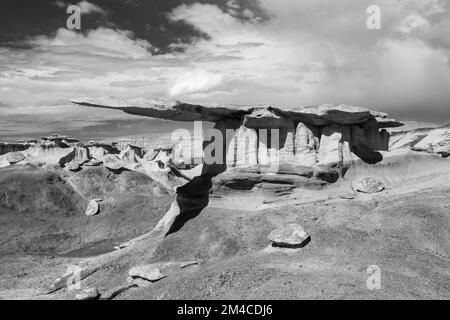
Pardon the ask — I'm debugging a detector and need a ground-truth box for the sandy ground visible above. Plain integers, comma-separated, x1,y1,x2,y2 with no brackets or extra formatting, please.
0,151,449,299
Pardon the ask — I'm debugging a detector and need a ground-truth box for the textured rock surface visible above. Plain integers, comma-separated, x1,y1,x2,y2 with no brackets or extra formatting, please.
389,124,450,157
85,200,100,216
128,265,166,282
76,287,99,300
6,152,25,164
71,97,402,127
268,223,311,248
354,177,385,194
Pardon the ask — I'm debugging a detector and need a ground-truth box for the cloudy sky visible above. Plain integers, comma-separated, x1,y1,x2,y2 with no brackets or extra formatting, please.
1,0,450,140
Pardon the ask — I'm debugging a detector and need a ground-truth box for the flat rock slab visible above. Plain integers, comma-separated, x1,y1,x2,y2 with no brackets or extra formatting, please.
354,177,385,194
76,287,99,300
128,261,198,283
85,200,100,216
268,223,311,248
71,97,403,127
6,152,25,164
129,265,166,282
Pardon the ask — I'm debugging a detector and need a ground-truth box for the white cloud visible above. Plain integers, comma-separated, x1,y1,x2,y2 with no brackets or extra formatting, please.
29,27,153,59
1,0,450,124
77,0,106,15
169,71,224,96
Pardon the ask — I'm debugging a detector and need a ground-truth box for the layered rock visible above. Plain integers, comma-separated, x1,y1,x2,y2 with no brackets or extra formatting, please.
72,97,401,168
70,98,403,192
389,124,450,157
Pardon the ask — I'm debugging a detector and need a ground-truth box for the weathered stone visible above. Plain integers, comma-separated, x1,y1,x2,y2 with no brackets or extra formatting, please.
102,154,125,170
243,107,293,129
71,98,403,127
294,122,318,166
128,265,166,282
268,223,311,248
354,177,385,194
6,152,25,164
76,287,99,300
85,200,99,216
317,124,352,166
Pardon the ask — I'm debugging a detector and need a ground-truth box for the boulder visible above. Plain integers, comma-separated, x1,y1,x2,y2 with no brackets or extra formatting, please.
76,287,99,300
102,154,125,170
128,265,166,282
354,177,385,194
85,200,100,216
6,152,25,164
268,223,311,248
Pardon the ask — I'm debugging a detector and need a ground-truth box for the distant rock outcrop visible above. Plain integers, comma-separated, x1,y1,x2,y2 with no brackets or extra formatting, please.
389,124,450,157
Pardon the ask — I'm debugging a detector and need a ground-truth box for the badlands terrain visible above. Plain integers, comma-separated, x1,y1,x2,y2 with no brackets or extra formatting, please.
0,99,449,300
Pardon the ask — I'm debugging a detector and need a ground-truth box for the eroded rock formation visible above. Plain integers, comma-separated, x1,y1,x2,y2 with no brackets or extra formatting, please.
71,98,403,183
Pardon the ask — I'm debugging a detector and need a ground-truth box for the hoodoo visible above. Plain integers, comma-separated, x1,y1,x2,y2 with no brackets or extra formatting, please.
71,97,403,178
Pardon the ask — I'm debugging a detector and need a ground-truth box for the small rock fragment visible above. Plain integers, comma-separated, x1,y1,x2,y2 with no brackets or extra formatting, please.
85,200,99,216
354,177,385,194
339,192,355,199
76,287,99,300
268,223,311,248
128,265,166,282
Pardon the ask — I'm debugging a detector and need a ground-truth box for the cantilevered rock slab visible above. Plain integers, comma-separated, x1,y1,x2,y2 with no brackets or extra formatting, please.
71,97,403,127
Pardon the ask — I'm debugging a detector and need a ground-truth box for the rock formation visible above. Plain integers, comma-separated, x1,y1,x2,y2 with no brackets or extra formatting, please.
389,124,450,157
71,97,403,189
268,223,311,248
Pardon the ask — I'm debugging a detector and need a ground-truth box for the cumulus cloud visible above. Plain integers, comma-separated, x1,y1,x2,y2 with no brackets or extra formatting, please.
1,0,450,124
28,27,154,59
169,71,224,96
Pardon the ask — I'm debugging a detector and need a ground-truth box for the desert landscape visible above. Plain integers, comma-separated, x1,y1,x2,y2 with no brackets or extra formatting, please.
0,99,448,300
1,0,450,303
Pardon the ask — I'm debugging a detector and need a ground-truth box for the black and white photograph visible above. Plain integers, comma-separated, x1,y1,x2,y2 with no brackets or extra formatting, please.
0,0,449,304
